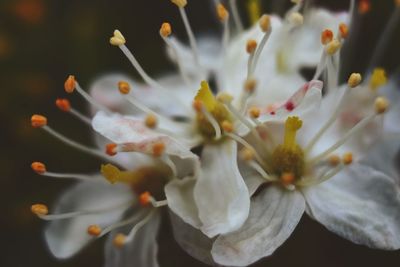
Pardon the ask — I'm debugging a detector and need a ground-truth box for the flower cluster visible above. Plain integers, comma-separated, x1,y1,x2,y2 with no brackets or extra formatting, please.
30,0,400,266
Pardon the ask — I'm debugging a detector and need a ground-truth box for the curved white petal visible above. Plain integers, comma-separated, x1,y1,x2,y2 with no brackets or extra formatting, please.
104,210,161,267
239,163,265,196
194,140,250,237
45,180,132,259
165,177,201,228
212,185,305,266
303,164,400,249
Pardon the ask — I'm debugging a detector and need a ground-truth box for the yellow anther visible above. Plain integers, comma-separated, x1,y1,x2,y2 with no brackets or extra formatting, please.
248,107,261,119
342,152,353,165
194,81,217,112
31,162,46,174
160,22,172,37
244,78,257,93
247,0,262,25
283,116,302,150
239,148,255,161
171,0,187,8
246,39,258,54
348,73,362,88
55,98,71,112
87,225,102,237
118,81,131,94
113,233,127,248
328,154,341,166
216,3,229,22
281,172,295,186
369,68,387,90
64,75,76,93
325,39,341,55
259,14,271,32
339,23,349,39
152,142,166,157
31,204,48,216
321,29,334,45
288,12,304,26
374,97,389,114
216,92,233,104
110,30,126,46
221,120,234,133
101,164,122,184
145,114,157,129
31,114,47,128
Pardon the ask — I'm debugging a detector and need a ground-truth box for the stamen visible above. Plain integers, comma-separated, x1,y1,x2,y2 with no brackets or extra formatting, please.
31,114,47,128
306,73,362,152
325,39,341,55
118,81,131,94
199,105,222,140
225,132,265,165
244,78,257,94
139,191,151,206
239,147,255,162
288,12,304,27
217,4,230,57
281,172,295,186
328,154,341,166
321,29,334,45
101,209,148,239
145,114,158,129
248,106,261,119
56,98,92,125
87,225,102,237
123,210,156,244
310,97,389,163
229,0,244,31
31,161,46,174
109,30,126,46
369,68,387,91
342,152,353,165
300,164,345,187
31,162,97,181
152,142,166,157
248,160,275,182
106,143,118,156
246,39,257,79
339,23,349,40
65,76,110,113
113,233,127,248
31,204,48,216
251,15,272,74
358,0,371,14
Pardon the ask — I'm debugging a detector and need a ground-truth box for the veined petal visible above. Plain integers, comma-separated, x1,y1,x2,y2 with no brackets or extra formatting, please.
45,179,132,259
104,210,161,267
212,185,305,266
165,177,201,228
303,164,400,249
194,140,250,238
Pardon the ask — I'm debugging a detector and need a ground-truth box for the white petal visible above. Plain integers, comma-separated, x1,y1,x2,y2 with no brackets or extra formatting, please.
239,163,265,196
212,185,305,266
165,177,201,228
303,164,400,249
194,140,250,237
45,180,132,259
92,111,198,160
169,211,216,266
104,210,161,267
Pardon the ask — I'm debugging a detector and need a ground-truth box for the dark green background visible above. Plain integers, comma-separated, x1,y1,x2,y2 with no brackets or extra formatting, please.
1,0,400,266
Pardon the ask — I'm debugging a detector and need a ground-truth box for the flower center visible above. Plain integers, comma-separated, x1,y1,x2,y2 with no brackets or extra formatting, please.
271,116,305,182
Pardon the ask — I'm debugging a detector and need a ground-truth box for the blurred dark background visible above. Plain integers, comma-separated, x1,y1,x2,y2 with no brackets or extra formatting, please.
1,0,400,266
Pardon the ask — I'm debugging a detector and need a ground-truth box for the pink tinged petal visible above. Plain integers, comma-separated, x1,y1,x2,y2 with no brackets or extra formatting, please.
165,177,202,228
303,164,400,250
212,185,305,266
92,111,197,160
104,210,161,267
194,140,250,238
169,211,216,266
259,80,323,122
45,180,132,259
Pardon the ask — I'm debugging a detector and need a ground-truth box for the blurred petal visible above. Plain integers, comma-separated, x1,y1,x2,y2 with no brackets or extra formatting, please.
212,185,305,266
194,140,250,237
104,210,161,267
45,180,132,259
303,164,400,249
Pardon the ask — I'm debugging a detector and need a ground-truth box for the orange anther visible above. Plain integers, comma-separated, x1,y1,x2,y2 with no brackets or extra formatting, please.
192,100,203,112
248,107,261,119
221,120,233,133
145,114,157,129
244,78,257,93
171,0,187,8
106,143,118,156
239,148,255,161
328,155,340,166
246,39,257,54
31,162,46,174
160,22,172,37
281,172,295,185
113,233,126,248
87,225,102,236
358,0,370,14
55,98,71,112
64,75,76,93
31,204,48,216
216,3,229,22
139,191,151,206
342,152,353,165
31,114,47,128
339,23,349,39
374,97,389,114
321,29,333,45
259,14,271,32
118,81,131,95
152,142,166,157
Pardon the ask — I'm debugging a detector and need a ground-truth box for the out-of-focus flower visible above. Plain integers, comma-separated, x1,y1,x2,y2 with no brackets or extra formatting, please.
11,0,46,25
